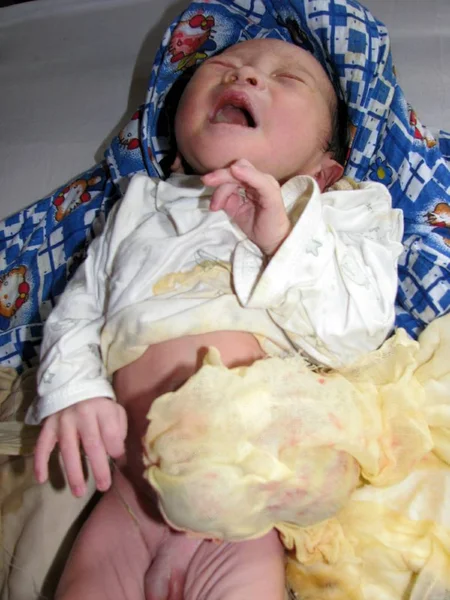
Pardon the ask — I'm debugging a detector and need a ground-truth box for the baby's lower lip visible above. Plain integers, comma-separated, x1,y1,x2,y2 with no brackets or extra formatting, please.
211,121,250,128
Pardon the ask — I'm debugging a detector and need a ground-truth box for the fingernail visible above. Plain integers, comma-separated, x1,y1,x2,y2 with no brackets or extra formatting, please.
73,486,85,497
97,479,110,492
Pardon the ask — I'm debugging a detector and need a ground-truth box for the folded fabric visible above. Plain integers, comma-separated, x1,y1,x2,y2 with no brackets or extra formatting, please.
144,312,450,599
0,0,449,371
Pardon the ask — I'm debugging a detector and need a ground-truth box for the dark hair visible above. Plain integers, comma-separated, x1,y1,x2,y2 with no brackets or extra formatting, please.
158,66,197,177
326,95,350,167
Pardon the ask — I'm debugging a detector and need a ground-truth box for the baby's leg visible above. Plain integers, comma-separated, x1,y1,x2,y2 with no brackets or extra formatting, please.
57,472,284,600
55,467,168,600
56,332,286,600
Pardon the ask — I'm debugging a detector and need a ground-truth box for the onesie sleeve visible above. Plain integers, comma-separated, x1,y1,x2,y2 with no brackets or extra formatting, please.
232,176,404,368
25,204,121,424
26,174,161,424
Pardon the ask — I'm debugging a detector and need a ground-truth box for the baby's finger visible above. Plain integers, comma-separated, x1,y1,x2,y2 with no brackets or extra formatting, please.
79,419,112,493
34,418,58,484
98,405,127,459
201,168,239,187
210,182,241,212
230,161,278,206
58,415,87,497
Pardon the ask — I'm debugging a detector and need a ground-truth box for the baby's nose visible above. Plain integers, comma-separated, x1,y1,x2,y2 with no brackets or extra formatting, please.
225,66,265,89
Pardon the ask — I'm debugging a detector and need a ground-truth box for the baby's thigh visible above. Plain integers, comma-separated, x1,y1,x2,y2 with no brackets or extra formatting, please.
181,530,286,600
56,469,162,600
144,529,285,600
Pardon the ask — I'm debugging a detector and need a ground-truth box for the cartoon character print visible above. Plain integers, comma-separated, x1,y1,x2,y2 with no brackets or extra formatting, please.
409,108,437,149
427,202,450,228
118,110,140,151
0,266,30,326
53,175,102,222
168,13,217,71
426,202,450,247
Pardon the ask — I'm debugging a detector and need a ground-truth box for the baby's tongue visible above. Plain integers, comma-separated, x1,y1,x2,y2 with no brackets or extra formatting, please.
214,105,248,126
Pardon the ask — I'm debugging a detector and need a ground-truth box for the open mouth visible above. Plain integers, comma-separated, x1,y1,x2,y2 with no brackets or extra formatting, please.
210,92,257,128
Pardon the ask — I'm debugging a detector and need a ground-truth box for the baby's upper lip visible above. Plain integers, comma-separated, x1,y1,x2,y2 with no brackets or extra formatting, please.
209,89,259,128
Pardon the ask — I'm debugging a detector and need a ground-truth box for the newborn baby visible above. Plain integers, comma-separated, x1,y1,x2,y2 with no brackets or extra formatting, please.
30,36,401,600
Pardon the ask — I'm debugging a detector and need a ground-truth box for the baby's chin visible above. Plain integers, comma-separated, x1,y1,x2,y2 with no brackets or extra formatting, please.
185,156,293,182
176,138,296,180
179,151,264,176
177,138,261,175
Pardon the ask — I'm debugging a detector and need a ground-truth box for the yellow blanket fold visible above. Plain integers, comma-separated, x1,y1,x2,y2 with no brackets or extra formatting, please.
144,314,450,599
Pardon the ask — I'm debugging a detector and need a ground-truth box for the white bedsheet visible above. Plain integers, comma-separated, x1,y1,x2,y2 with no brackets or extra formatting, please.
0,0,449,221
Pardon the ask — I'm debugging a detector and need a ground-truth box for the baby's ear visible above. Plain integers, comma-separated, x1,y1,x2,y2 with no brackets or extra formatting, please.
170,153,186,174
314,156,344,192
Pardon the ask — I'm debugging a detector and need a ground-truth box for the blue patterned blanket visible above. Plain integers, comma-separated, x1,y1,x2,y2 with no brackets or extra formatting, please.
1,0,449,372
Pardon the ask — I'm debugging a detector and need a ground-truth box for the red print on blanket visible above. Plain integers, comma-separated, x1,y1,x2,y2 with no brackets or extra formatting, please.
427,202,450,246
168,12,217,71
53,176,102,222
0,266,30,323
427,202,450,229
409,109,437,149
118,110,140,152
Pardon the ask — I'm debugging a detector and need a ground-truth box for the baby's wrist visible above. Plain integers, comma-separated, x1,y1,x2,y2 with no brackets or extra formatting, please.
262,227,292,257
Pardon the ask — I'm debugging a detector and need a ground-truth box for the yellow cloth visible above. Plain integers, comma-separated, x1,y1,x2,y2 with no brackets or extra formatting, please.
143,314,450,599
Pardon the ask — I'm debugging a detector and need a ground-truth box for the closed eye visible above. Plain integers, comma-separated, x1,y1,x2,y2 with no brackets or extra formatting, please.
275,72,305,83
207,59,238,69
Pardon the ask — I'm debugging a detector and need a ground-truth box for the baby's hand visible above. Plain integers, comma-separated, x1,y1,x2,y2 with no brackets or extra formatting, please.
34,397,127,497
202,159,291,256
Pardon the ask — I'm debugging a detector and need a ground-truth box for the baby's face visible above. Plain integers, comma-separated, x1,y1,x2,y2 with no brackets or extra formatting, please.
175,38,336,182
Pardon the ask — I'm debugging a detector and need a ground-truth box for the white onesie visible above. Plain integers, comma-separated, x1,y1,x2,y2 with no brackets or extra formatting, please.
27,172,403,424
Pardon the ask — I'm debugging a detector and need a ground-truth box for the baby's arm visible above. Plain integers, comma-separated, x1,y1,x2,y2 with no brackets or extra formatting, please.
205,164,403,367
249,178,404,366
28,201,127,495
